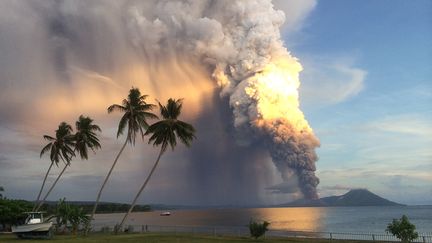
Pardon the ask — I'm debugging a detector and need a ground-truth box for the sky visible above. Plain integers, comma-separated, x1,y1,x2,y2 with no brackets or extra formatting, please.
294,0,432,205
0,0,431,206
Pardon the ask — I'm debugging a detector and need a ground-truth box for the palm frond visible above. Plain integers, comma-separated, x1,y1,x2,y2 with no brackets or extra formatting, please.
50,144,57,163
157,101,169,119
40,143,52,158
61,148,72,165
174,121,196,147
138,103,157,111
107,104,127,114
90,124,102,132
79,145,88,160
141,111,158,120
139,94,149,101
43,135,55,141
117,114,129,138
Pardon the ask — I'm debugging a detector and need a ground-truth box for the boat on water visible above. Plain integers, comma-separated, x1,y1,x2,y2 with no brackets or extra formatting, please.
160,211,171,216
12,212,53,239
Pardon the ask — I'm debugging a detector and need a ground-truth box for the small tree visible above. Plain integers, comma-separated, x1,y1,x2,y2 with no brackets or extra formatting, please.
53,198,89,234
54,198,69,233
68,206,89,235
249,220,270,239
386,215,418,243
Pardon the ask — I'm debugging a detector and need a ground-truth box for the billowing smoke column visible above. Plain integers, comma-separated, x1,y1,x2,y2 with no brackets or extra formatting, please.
126,0,320,199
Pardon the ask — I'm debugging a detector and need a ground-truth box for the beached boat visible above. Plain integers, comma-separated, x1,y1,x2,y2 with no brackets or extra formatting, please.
12,212,53,239
160,211,171,216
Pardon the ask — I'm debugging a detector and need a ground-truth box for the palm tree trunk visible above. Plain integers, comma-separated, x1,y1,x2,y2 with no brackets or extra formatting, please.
35,163,69,211
33,162,54,211
90,138,128,220
118,148,164,229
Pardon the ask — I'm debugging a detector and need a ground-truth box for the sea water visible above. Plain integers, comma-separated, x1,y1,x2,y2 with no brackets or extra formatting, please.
93,206,432,234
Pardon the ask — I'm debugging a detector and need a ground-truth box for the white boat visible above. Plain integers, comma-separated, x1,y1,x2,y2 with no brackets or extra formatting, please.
12,212,53,238
160,211,171,216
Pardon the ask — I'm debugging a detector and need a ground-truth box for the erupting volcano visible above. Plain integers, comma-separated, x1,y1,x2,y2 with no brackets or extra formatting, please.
222,57,320,200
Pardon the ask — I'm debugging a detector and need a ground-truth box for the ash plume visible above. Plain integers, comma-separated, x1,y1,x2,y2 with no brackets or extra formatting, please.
124,0,320,199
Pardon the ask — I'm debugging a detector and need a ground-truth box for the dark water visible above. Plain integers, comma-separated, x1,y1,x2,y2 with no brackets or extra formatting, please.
94,206,432,234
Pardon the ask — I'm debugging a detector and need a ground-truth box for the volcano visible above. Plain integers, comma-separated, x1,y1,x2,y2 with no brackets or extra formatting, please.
280,189,404,207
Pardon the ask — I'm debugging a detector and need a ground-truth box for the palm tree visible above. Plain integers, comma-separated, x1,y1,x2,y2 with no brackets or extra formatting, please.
118,98,195,229
90,87,157,219
35,122,75,210
35,116,101,211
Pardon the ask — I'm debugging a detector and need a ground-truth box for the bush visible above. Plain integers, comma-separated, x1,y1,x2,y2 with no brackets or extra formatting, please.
0,197,33,231
249,220,270,239
53,198,90,234
386,215,418,243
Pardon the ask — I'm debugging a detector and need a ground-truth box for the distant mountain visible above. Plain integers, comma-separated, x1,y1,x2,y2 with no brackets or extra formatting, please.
280,189,404,207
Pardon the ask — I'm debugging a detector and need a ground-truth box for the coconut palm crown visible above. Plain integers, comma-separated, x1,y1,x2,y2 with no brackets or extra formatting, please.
107,87,158,145
74,115,102,160
40,122,75,165
145,98,196,152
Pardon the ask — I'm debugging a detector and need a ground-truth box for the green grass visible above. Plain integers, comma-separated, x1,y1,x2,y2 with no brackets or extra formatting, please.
0,232,376,243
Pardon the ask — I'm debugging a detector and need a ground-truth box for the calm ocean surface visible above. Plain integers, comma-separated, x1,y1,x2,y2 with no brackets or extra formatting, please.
94,206,432,234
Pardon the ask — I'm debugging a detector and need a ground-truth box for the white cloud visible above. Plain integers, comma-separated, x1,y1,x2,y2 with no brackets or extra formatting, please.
300,57,367,106
365,114,432,137
349,113,432,165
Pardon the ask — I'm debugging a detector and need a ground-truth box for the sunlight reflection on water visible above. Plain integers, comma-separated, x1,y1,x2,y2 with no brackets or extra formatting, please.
252,207,326,231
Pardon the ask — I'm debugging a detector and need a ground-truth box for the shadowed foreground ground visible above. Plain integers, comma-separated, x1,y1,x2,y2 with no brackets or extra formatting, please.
0,233,377,243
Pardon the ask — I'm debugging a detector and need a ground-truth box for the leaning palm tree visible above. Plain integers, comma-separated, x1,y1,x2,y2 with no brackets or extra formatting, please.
35,122,75,210
118,98,195,229
90,87,157,219
35,116,101,211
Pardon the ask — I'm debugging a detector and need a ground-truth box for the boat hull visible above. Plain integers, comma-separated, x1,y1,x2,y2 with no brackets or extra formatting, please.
12,222,53,233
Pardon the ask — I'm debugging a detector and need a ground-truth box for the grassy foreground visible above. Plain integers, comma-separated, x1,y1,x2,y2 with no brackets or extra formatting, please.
0,233,374,243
